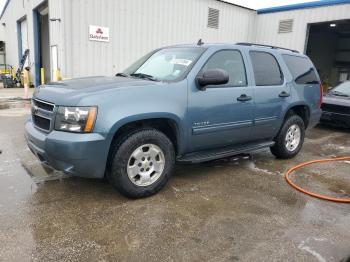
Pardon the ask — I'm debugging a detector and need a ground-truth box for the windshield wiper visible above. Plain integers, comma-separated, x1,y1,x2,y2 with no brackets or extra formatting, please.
130,73,159,82
116,72,129,77
330,90,349,97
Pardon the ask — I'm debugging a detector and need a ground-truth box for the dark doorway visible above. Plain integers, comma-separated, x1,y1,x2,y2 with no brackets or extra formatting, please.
33,3,50,86
306,19,350,88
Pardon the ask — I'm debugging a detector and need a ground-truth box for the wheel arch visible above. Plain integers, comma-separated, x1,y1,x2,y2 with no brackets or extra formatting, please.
106,114,184,158
283,103,311,128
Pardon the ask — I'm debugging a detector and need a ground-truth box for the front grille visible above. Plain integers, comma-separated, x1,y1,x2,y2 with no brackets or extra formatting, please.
321,103,350,115
32,99,55,132
33,115,51,130
33,99,54,111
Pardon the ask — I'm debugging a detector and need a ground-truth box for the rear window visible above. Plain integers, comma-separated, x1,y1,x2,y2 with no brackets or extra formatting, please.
282,55,319,84
250,51,283,86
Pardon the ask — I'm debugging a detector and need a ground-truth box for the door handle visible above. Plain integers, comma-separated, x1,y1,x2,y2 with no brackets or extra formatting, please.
279,91,290,98
237,94,252,102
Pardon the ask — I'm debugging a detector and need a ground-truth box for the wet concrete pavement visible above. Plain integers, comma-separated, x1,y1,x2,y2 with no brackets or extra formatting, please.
0,86,34,100
0,99,350,262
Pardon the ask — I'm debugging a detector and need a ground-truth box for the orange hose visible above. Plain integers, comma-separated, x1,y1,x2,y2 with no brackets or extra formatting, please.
285,156,350,203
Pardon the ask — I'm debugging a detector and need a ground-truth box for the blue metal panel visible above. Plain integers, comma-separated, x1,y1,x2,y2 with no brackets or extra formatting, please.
33,10,40,86
0,0,11,19
258,0,350,14
16,20,22,65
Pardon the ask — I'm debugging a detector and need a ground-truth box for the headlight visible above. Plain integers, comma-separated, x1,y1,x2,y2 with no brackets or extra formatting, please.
54,106,97,133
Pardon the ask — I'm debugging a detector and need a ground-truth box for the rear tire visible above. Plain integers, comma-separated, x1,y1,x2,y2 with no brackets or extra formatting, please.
107,128,175,198
270,114,305,159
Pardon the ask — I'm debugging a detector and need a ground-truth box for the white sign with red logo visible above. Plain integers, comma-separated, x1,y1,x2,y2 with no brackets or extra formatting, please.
89,25,110,42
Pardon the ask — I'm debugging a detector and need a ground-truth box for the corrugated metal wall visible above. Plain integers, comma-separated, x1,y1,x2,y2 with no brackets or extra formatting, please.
2,0,350,83
254,4,350,53
60,0,256,78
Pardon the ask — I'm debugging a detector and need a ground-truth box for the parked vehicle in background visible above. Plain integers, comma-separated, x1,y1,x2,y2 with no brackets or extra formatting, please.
0,64,13,77
25,42,322,198
0,64,15,88
321,81,350,128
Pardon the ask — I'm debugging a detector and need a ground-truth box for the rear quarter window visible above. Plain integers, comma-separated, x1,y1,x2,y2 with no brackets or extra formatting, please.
282,55,319,84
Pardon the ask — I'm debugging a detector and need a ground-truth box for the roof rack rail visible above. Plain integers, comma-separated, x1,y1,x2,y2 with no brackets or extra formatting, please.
236,42,299,53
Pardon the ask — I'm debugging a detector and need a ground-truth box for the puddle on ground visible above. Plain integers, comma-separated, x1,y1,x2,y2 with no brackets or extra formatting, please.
201,153,283,177
21,161,71,184
0,132,70,215
290,161,350,199
0,99,31,117
201,154,252,167
0,99,31,109
284,200,350,262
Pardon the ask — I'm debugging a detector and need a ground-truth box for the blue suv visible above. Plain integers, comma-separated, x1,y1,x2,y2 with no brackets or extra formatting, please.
25,42,322,198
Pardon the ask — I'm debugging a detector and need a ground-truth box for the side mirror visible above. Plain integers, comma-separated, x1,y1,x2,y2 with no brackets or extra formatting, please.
196,68,229,90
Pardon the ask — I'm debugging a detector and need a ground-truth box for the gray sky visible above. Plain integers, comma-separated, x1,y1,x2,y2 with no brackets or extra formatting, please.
226,0,316,9
0,0,317,14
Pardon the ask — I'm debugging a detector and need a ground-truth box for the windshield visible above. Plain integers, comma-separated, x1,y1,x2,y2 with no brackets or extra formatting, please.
123,47,205,81
332,81,350,96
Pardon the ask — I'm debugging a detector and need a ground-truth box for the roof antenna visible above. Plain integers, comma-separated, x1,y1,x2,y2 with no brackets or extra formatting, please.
197,39,204,46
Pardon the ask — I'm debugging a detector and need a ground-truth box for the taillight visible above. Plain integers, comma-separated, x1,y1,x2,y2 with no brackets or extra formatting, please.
318,83,324,108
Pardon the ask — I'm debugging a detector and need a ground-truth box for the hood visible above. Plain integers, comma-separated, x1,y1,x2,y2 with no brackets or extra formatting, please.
323,93,350,107
33,76,161,105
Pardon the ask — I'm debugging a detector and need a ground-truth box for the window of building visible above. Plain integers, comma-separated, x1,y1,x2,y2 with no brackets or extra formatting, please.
201,50,247,87
250,51,283,86
282,55,319,84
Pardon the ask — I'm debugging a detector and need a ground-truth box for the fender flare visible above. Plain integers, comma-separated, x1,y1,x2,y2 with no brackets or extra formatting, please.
106,112,185,153
282,102,310,125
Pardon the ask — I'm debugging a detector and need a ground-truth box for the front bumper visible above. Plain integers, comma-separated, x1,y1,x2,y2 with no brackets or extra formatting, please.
320,111,350,127
25,118,108,178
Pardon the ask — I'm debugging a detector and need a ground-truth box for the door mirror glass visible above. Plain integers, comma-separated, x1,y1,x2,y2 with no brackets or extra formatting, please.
196,68,229,88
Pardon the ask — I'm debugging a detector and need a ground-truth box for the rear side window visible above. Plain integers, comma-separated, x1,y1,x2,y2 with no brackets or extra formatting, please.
201,50,247,87
250,51,283,86
282,55,319,84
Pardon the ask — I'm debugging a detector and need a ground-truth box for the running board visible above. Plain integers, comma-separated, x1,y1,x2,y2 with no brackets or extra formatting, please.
177,141,275,163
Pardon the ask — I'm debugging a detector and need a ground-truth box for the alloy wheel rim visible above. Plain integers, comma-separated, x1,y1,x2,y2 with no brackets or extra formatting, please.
285,124,301,152
127,144,165,187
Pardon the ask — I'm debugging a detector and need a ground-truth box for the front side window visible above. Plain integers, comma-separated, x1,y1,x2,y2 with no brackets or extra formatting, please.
282,54,319,85
123,47,205,82
250,51,283,86
200,50,247,87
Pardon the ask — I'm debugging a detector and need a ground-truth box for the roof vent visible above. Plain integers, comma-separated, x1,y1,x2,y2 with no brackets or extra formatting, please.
278,19,293,33
207,8,219,29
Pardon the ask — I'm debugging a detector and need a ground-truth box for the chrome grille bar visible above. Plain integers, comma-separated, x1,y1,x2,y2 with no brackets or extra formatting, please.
32,99,55,132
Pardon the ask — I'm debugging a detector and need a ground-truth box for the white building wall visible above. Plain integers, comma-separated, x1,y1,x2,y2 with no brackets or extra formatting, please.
0,0,256,81
48,0,63,81
0,18,5,41
2,0,350,84
60,0,256,78
255,4,350,53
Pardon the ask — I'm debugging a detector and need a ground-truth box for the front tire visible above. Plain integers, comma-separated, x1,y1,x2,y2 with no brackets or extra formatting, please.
107,128,175,198
270,114,305,159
